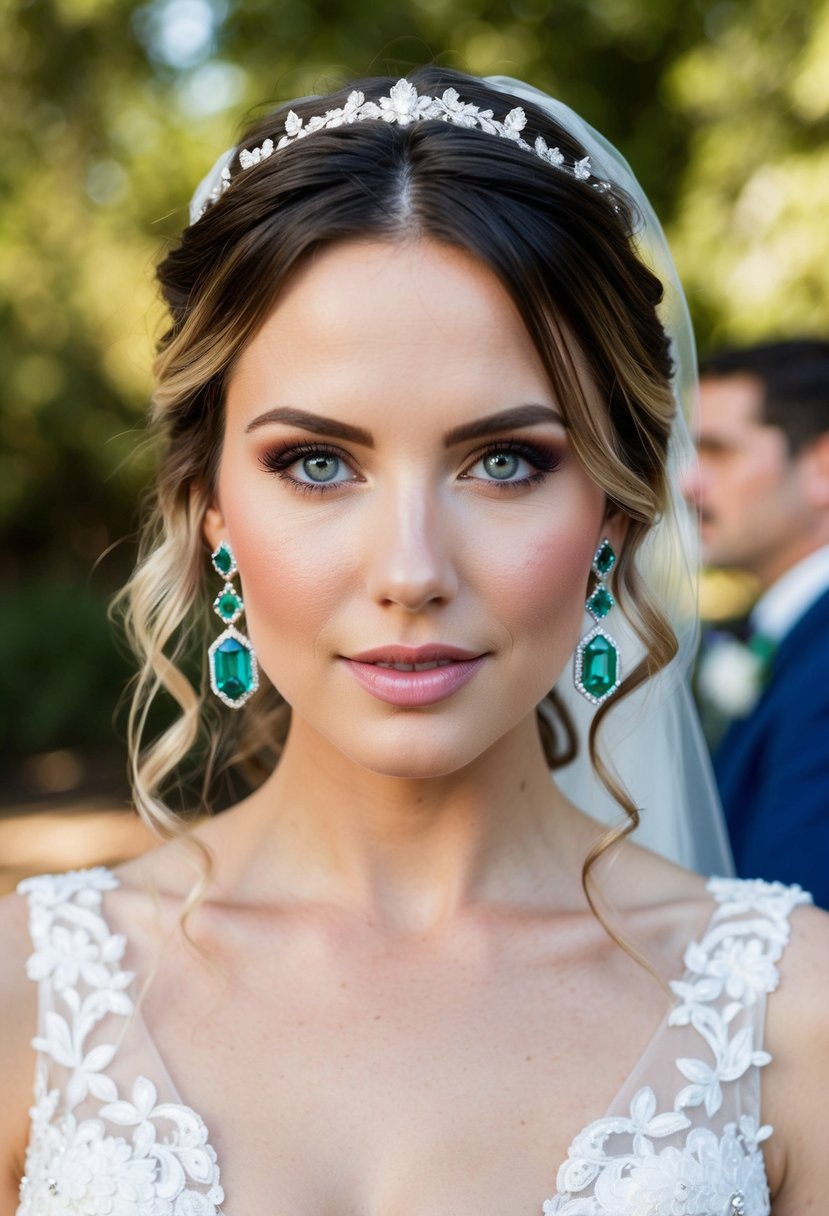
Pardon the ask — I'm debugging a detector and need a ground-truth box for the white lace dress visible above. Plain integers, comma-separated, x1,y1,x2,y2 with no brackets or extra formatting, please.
14,868,809,1216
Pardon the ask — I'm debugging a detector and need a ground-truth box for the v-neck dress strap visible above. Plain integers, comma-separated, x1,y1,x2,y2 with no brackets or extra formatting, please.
546,876,812,1216
15,867,224,1216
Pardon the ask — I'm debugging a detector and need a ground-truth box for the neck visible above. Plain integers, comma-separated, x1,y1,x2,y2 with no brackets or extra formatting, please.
754,529,829,590
210,712,594,932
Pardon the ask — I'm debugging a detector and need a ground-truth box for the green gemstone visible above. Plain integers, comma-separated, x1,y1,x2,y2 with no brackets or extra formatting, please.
211,542,236,578
214,588,243,623
579,633,619,699
587,585,614,620
211,635,254,702
593,541,616,577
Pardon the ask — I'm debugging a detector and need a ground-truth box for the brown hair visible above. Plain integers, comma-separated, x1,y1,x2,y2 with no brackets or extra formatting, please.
700,338,829,455
117,67,677,923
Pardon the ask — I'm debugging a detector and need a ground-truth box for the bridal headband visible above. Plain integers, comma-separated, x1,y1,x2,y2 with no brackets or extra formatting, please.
190,77,611,223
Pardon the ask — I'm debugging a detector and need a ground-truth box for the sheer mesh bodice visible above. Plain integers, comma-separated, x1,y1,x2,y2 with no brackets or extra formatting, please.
15,868,810,1216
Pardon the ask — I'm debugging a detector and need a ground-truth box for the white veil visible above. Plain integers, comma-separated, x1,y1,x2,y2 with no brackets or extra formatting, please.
488,76,733,876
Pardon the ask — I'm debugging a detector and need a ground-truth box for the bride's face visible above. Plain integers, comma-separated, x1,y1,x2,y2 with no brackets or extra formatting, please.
205,238,613,777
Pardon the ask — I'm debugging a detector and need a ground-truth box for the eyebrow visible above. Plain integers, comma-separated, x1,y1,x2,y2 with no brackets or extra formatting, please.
443,404,566,445
697,435,734,453
244,403,566,447
245,407,374,446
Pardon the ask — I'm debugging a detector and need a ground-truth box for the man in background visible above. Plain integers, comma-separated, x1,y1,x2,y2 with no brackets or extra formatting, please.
685,339,829,906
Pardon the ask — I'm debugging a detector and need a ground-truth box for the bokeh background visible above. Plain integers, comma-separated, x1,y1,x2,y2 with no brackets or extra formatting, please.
2,0,829,884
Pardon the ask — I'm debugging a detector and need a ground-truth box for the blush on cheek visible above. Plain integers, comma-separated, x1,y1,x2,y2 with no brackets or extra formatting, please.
228,526,352,666
510,530,595,635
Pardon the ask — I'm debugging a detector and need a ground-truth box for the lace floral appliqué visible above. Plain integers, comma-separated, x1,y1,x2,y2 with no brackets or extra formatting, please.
15,869,808,1216
16,868,224,1216
544,878,809,1216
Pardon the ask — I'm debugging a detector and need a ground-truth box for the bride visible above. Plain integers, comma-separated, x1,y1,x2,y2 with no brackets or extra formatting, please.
1,68,826,1216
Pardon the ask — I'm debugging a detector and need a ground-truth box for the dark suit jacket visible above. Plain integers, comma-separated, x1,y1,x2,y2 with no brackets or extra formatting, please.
714,586,829,908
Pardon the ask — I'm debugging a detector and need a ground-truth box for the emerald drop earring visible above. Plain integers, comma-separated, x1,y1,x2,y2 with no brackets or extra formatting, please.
574,538,621,705
208,541,259,709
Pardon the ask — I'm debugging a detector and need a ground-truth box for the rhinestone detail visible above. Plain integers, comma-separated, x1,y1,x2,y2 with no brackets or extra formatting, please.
574,624,621,704
208,626,259,708
210,541,237,579
591,538,616,578
213,583,244,625
586,584,614,621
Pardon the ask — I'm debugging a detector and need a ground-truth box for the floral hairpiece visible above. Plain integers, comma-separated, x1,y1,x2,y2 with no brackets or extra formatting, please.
196,78,609,220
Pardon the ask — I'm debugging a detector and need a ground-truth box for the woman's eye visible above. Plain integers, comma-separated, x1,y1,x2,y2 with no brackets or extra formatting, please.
295,453,348,484
482,451,524,480
468,449,534,482
260,443,360,490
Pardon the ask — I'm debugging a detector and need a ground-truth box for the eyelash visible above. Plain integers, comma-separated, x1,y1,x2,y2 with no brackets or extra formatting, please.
258,439,562,494
259,441,351,495
466,440,562,491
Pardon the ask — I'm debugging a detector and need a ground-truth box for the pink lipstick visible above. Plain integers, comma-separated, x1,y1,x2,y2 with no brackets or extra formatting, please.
342,645,486,707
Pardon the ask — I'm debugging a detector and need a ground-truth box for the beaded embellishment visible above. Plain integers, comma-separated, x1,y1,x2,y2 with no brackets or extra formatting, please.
196,78,610,220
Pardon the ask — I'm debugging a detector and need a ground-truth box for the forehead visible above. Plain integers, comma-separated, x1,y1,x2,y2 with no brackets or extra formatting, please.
697,373,765,436
225,238,580,433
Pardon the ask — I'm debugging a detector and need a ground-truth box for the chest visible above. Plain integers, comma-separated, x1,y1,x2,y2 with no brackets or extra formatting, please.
19,874,794,1216
137,919,671,1215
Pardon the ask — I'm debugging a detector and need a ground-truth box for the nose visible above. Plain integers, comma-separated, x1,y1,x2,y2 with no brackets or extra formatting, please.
365,481,459,613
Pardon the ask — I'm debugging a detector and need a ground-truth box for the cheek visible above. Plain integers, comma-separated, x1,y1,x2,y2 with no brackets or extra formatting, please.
240,534,347,633
513,529,594,637
735,441,790,500
466,506,600,644
216,469,353,656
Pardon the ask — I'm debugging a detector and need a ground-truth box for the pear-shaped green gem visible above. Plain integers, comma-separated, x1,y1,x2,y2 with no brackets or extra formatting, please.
592,540,616,577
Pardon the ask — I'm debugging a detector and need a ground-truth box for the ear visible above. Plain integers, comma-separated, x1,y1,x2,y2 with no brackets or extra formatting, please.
600,503,629,556
201,496,227,555
800,433,829,510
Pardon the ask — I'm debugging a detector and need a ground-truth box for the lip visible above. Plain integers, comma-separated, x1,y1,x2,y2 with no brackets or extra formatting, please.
342,644,487,707
348,644,483,664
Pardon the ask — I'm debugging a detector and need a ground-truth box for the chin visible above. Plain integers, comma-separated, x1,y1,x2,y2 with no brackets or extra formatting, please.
345,739,486,782
319,715,510,782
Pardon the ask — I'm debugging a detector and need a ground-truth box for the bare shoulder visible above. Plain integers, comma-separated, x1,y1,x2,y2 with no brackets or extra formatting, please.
761,899,829,1211
766,898,829,1054
600,835,711,921
0,885,38,1211
0,883,36,1043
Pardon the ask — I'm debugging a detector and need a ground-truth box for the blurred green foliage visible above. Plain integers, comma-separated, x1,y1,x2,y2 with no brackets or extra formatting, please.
1,0,828,772
0,579,133,756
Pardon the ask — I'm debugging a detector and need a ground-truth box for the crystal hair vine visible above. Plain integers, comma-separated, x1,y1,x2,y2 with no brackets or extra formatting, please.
194,78,610,221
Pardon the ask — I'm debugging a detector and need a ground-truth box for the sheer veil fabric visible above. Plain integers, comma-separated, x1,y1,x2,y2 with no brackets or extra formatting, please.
190,74,734,878
486,78,733,877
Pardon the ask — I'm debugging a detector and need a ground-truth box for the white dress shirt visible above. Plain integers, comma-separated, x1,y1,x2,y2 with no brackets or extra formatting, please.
750,543,829,643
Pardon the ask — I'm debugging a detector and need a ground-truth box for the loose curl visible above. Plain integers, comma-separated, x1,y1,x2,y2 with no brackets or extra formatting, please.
115,68,677,947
